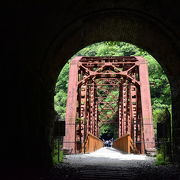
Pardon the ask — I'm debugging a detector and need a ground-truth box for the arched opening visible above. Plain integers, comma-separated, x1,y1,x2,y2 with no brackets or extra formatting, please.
53,41,172,163
43,11,180,169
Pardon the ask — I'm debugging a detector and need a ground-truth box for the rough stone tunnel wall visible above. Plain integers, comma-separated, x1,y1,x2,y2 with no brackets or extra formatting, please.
3,0,180,178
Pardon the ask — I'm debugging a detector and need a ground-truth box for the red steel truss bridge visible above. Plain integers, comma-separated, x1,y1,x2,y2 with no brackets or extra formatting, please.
63,56,155,154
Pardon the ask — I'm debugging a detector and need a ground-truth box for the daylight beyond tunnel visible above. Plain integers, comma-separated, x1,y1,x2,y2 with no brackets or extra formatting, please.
54,42,172,164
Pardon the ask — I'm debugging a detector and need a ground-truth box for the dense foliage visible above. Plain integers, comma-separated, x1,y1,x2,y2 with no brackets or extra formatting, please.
54,42,171,137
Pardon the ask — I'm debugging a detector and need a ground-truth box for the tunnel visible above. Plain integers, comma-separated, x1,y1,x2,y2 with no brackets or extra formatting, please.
4,1,180,179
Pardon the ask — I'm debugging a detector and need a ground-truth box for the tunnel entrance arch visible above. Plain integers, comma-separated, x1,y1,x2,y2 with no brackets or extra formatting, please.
44,9,180,165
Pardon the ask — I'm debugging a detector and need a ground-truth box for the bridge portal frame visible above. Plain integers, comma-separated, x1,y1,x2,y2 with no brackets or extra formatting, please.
63,56,155,154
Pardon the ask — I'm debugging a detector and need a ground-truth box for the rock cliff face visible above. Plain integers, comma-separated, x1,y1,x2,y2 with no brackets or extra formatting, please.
3,0,180,178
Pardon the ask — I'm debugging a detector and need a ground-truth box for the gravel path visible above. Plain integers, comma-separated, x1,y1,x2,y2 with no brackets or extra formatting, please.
42,147,180,180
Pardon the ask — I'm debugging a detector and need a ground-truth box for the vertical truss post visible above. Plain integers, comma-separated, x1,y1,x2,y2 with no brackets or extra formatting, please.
90,83,95,135
94,96,98,136
63,57,80,154
122,81,128,136
126,82,131,135
94,82,98,137
131,84,136,138
137,56,155,153
79,84,87,153
118,82,122,137
136,86,143,153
